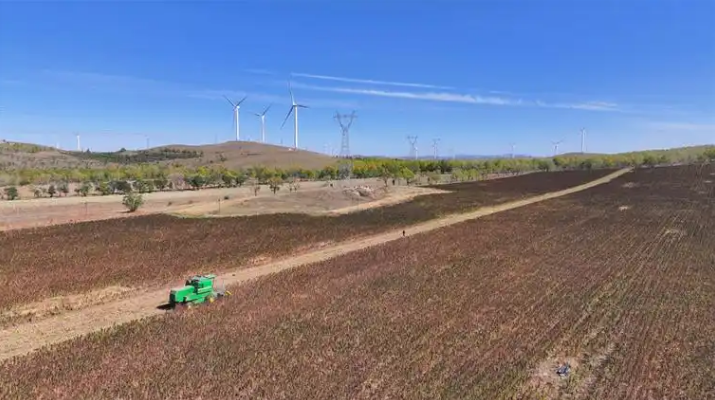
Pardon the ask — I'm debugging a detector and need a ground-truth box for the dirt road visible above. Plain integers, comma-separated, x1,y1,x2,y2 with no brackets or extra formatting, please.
0,168,632,362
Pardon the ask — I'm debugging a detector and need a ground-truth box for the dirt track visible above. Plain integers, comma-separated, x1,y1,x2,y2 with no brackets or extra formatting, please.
0,168,632,362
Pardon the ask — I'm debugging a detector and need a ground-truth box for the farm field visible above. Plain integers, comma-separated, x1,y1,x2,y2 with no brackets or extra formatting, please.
1,164,713,399
0,169,614,314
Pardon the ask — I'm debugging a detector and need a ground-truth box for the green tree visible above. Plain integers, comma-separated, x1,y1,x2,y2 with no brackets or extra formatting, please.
98,182,112,196
3,186,19,200
400,167,416,185
122,192,144,212
78,182,92,197
187,174,206,190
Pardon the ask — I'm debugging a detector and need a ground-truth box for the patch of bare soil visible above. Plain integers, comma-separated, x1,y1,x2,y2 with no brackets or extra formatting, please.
188,184,446,217
621,182,638,188
528,356,581,396
0,286,131,328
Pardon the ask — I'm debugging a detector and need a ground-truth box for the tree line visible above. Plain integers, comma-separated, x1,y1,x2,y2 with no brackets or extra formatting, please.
1,146,714,200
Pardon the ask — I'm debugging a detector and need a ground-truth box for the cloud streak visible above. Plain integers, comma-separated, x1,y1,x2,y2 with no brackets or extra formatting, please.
290,72,454,90
292,82,621,112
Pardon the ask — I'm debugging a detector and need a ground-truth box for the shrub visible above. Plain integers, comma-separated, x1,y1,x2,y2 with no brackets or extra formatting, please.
122,193,144,213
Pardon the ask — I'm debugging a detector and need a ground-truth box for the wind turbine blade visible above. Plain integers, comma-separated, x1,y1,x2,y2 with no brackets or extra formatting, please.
252,112,261,117
297,104,309,108
288,81,295,104
280,107,294,129
263,103,272,115
223,95,236,107
237,96,248,106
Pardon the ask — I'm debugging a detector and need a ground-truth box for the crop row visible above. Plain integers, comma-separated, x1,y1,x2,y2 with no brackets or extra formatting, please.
0,169,614,310
1,164,713,399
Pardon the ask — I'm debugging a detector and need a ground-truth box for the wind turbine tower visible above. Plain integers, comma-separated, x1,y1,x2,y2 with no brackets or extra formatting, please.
510,142,516,159
432,138,440,160
335,111,357,180
552,140,564,157
252,104,272,143
76,134,81,152
280,81,308,149
580,127,586,154
224,95,248,141
407,136,418,159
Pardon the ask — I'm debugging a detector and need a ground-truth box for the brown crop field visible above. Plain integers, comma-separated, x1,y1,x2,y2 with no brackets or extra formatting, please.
0,169,614,311
1,164,713,399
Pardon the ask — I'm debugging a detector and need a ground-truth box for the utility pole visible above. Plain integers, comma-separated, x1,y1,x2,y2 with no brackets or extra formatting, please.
407,135,418,159
432,138,440,160
335,111,357,180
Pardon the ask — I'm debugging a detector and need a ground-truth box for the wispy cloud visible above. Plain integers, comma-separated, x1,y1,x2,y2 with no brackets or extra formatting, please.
290,72,454,90
35,70,357,110
292,82,623,112
647,121,715,132
291,82,521,106
536,100,621,112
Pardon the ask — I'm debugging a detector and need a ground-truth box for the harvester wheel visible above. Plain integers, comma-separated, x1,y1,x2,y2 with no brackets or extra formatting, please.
225,290,232,296
208,296,215,303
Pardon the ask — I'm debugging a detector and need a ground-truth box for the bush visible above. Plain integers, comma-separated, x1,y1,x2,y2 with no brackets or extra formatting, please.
122,193,144,213
3,186,19,200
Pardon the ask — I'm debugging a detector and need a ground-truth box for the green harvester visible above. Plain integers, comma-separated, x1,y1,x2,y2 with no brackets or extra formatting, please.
169,274,231,308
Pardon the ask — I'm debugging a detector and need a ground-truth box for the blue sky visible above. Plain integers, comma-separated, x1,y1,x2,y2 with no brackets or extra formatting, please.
1,0,713,157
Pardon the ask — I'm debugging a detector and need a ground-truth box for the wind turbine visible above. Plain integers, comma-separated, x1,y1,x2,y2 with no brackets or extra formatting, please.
224,95,248,142
551,140,564,156
252,104,272,143
280,81,308,149
510,142,516,159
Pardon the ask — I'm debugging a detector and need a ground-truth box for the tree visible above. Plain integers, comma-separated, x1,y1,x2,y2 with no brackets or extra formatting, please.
400,167,416,185
47,184,57,198
78,182,92,197
122,192,144,212
33,188,42,198
379,166,391,187
187,174,206,190
268,177,282,195
235,172,247,187
97,182,112,196
58,182,70,197
3,186,18,200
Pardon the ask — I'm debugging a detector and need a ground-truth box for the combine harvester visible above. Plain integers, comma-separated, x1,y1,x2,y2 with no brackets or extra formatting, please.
168,274,231,309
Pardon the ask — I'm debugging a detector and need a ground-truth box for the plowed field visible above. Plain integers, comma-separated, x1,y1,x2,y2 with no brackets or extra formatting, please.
0,169,613,311
1,164,713,399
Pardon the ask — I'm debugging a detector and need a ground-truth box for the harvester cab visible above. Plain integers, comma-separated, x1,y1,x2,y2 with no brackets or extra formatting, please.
168,274,231,308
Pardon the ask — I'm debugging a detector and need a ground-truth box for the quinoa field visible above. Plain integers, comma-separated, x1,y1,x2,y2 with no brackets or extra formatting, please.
1,164,713,399
0,169,613,310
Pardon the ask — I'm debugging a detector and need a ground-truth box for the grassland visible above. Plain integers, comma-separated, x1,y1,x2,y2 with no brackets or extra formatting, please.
1,164,712,399
0,169,614,311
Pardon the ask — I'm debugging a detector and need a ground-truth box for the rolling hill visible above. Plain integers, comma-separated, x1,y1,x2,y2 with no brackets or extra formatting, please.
0,141,338,171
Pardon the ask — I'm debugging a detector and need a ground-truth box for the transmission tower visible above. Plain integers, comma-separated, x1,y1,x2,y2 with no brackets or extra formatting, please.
432,138,440,160
335,111,357,180
407,135,418,159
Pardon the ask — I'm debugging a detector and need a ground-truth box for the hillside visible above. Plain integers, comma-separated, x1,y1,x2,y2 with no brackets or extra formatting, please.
0,141,338,171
